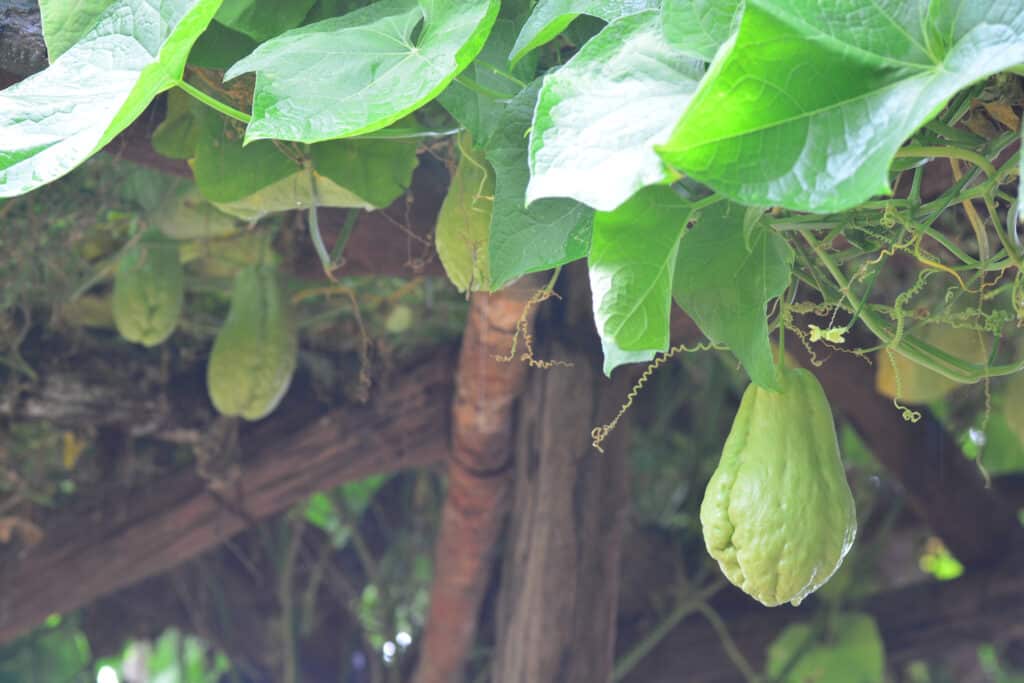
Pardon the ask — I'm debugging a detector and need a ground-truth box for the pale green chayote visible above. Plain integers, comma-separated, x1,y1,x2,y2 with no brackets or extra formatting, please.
112,230,184,347
700,367,857,607
207,265,297,421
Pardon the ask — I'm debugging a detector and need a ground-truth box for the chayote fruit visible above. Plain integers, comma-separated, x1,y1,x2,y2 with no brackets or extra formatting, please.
207,264,297,421
112,230,184,347
700,367,857,607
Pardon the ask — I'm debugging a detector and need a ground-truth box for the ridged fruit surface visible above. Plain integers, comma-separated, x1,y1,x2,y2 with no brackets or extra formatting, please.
207,265,297,421
701,368,857,607
113,230,184,347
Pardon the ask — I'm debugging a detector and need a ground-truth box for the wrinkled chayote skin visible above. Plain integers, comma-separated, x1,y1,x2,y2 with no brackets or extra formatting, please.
112,230,184,347
207,265,297,421
700,367,857,607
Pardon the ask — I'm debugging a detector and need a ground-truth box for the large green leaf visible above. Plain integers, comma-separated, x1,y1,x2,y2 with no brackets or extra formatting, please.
658,0,1024,213
509,0,658,63
766,613,885,683
0,0,220,198
438,19,536,148
225,0,500,143
435,135,495,292
216,0,318,41
589,185,691,376
672,200,792,389
38,0,114,61
486,81,592,290
528,11,703,211
660,0,741,60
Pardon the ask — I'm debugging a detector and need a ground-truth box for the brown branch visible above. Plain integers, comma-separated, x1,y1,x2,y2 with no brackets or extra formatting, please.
621,550,1024,683
412,274,546,683
0,347,455,644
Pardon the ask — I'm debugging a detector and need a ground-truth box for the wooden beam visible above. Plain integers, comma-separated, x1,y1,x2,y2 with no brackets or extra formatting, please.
0,347,455,644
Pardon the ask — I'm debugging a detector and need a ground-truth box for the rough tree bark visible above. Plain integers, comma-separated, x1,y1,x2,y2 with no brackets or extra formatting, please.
491,270,635,683
0,347,454,644
413,275,546,683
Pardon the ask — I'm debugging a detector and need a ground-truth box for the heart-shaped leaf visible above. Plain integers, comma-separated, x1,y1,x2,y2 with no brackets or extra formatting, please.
225,0,499,143
659,0,1024,213
0,0,220,198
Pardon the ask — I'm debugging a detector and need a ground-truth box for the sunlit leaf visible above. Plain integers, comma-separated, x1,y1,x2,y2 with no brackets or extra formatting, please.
0,0,220,198
659,0,1024,212
225,0,499,142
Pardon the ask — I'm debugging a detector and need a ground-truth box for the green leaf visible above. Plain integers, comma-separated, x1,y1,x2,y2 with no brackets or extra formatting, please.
38,0,113,61
152,89,202,160
216,0,318,41
672,200,792,389
189,107,417,219
528,11,703,211
486,81,592,290
187,20,259,69
589,185,691,376
660,0,741,60
0,0,220,198
438,19,536,148
436,135,494,292
310,137,419,209
509,0,658,63
766,613,885,683
658,0,1024,213
225,0,500,143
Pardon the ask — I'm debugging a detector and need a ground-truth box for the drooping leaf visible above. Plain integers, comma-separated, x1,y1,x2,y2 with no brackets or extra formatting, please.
38,0,113,61
438,19,536,148
189,107,417,219
658,0,1024,213
589,185,692,376
310,138,419,209
215,0,318,41
436,135,495,292
766,613,885,683
0,0,220,198
225,0,500,143
486,81,592,290
528,11,703,211
660,0,741,60
509,0,658,63
672,200,792,389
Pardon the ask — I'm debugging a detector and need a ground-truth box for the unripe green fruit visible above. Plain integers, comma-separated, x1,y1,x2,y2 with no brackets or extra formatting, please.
701,368,857,607
112,230,184,347
207,265,297,421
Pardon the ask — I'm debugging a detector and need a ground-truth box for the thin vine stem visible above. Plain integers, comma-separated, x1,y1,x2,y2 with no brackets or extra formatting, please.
801,231,1024,383
895,145,998,181
176,79,252,124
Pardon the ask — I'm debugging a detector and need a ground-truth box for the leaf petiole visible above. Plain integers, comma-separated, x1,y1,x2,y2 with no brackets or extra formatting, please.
175,79,252,125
